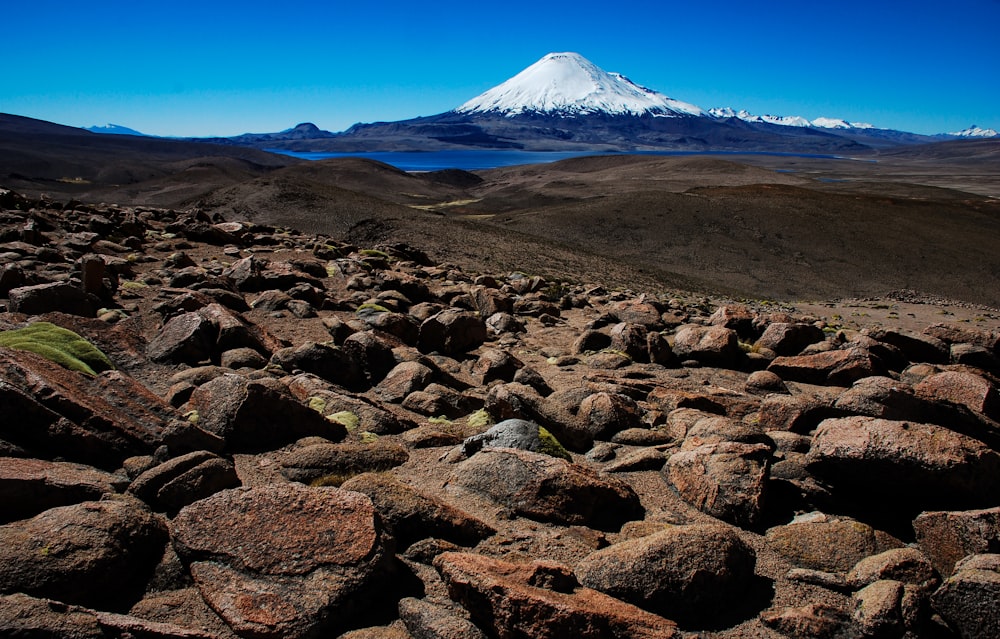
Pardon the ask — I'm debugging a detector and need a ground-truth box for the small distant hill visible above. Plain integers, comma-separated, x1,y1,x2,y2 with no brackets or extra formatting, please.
85,123,149,136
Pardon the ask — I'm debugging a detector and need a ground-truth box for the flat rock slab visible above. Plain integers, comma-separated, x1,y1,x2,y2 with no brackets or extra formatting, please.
0,456,124,523
0,497,167,611
806,416,1000,512
434,551,679,639
170,483,393,639
449,448,643,531
914,507,1000,577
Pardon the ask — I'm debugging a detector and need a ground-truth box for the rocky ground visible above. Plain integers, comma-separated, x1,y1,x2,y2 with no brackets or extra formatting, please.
1,186,999,638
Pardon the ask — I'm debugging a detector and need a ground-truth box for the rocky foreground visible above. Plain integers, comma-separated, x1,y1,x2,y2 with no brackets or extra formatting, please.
0,187,999,638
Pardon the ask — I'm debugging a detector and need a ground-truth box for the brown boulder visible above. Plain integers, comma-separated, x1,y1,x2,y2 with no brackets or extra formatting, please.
931,554,1000,639
0,348,176,469
914,507,1000,577
398,596,487,639
664,442,771,528
127,451,240,515
672,325,742,368
433,552,678,639
914,371,1000,421
170,484,395,639
0,456,124,523
448,448,643,531
147,312,215,365
418,309,487,355
764,515,903,572
768,347,884,385
807,417,1000,511
186,374,346,452
376,361,434,403
278,441,410,485
0,497,167,611
341,472,494,548
577,392,643,442
577,523,756,625
755,322,826,356
8,281,97,317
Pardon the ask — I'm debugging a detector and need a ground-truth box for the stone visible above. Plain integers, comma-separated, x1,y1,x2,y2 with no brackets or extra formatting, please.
680,415,771,450
755,322,826,356
768,347,884,386
376,361,434,403
572,329,612,355
147,312,215,365
931,554,1000,639
418,309,487,355
765,516,903,573
462,418,570,460
219,346,267,369
609,322,649,362
760,603,854,639
170,484,395,639
186,374,346,452
473,348,524,384
0,497,167,611
577,523,756,625
868,327,950,364
341,472,494,548
0,348,176,470
8,281,97,317
744,370,788,395
270,341,366,391
470,285,513,317
757,393,838,433
577,392,642,442
913,507,1000,577
0,456,124,523
807,417,1000,512
433,552,679,639
609,299,665,330
914,371,1000,421
278,441,410,485
846,547,938,590
449,448,643,531
852,580,904,639
664,441,771,528
672,325,742,368
709,304,757,338
923,323,1000,354
398,596,487,639
127,450,240,515
342,330,399,384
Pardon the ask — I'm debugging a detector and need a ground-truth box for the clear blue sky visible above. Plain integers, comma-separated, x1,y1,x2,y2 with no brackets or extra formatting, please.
4,0,997,137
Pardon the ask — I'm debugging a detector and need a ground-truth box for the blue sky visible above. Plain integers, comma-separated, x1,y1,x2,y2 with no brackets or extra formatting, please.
4,0,998,137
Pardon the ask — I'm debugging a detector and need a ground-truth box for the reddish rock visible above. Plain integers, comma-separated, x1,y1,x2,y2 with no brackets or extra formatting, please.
0,497,167,611
755,322,826,357
931,554,1000,639
0,456,123,523
609,299,665,330
744,370,788,395
868,327,950,364
664,441,771,528
398,596,487,639
609,322,649,362
171,484,394,639
577,392,643,442
847,547,938,590
473,348,524,384
418,309,487,355
8,281,97,317
341,472,494,548
760,603,853,639
127,451,240,515
765,516,903,573
377,361,434,402
709,304,756,338
186,374,346,452
577,523,756,625
923,323,1000,354
768,347,884,385
433,552,679,639
914,371,1000,421
470,285,513,317
449,448,643,531
807,417,1000,511
278,441,409,484
853,579,905,638
672,325,742,368
0,348,175,469
147,312,215,364
270,341,365,391
914,507,1000,577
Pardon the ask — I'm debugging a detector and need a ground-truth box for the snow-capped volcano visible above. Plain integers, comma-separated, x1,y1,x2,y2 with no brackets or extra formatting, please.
950,125,999,138
456,52,704,118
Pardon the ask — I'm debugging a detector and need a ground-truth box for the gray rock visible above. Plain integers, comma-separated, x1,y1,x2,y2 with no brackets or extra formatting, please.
932,554,1000,639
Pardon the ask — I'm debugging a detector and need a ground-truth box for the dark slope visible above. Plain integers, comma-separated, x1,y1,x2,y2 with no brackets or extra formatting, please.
0,113,297,205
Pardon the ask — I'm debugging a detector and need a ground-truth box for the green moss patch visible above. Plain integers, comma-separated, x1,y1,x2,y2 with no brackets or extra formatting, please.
0,322,114,376
537,426,572,461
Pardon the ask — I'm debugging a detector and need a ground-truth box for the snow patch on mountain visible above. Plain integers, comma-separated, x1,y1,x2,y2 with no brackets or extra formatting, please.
456,52,704,118
949,124,999,138
710,108,875,130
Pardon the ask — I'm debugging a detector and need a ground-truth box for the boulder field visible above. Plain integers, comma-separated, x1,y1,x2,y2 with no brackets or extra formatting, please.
1,187,999,638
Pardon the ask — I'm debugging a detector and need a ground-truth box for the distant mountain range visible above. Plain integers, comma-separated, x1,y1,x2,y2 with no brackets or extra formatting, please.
83,52,995,154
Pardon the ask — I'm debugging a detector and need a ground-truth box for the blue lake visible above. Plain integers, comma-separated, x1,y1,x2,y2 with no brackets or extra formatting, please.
267,149,848,172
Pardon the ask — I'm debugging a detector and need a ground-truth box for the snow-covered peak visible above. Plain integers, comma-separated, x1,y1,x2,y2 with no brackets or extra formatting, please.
949,124,999,138
85,123,147,136
710,108,875,130
456,52,704,118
